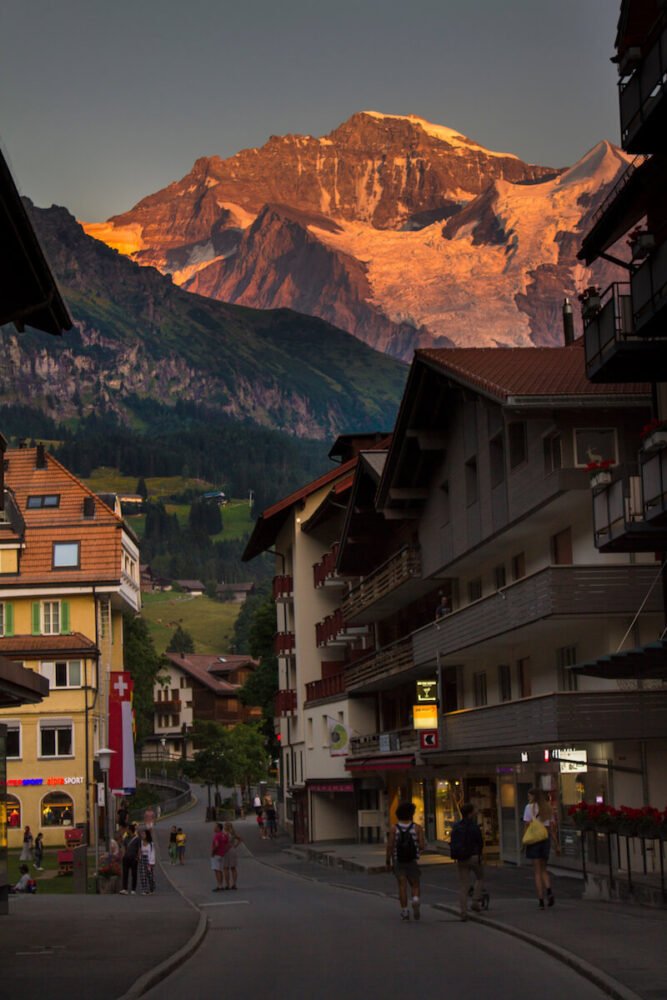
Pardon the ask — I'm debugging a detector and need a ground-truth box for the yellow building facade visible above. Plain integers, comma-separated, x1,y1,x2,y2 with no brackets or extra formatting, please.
0,446,140,847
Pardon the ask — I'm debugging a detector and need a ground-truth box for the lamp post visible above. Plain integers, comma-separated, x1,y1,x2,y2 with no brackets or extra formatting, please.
96,747,115,854
160,737,166,776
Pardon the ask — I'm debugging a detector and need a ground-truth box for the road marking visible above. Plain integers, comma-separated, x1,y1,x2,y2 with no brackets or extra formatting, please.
200,900,250,907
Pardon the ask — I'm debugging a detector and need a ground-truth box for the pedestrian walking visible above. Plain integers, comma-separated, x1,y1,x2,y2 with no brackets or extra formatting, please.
20,825,33,862
138,828,156,894
385,801,425,922
450,803,484,920
265,802,278,839
168,824,178,864
222,821,243,889
210,822,229,891
522,787,555,908
33,832,44,871
176,827,187,863
120,823,140,894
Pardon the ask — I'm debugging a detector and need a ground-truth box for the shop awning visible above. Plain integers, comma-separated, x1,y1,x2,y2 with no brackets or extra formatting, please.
571,639,667,680
345,754,415,773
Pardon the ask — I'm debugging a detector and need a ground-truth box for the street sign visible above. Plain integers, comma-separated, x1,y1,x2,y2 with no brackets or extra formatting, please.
420,730,439,750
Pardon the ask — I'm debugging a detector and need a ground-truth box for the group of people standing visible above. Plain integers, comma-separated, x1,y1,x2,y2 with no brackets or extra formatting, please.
114,800,157,896
386,788,557,922
253,795,277,839
19,826,44,871
210,821,243,890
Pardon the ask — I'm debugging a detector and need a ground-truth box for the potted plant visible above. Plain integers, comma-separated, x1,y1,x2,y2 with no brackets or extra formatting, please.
97,855,121,894
640,418,667,452
579,285,601,322
586,458,613,491
627,227,655,261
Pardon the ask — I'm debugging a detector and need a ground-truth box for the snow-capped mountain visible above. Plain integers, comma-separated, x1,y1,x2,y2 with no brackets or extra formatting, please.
83,112,629,357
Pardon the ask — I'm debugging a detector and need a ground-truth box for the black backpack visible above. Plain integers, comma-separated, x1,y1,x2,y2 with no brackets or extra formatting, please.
449,819,476,860
395,823,417,863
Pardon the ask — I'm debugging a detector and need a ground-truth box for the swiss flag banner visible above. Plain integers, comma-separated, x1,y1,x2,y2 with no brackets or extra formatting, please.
109,671,136,793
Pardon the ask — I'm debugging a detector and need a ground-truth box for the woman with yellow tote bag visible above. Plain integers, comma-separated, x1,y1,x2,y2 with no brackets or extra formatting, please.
522,788,554,909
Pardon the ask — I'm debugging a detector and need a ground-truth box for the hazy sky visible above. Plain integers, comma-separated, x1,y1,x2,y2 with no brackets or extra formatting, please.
1,0,620,221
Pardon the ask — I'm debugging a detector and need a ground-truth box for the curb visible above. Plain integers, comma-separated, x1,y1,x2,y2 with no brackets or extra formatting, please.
118,909,208,1000
431,903,642,1000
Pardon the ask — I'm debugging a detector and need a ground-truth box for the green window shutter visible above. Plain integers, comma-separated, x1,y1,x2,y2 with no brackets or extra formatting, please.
4,603,14,637
32,601,41,635
60,600,70,634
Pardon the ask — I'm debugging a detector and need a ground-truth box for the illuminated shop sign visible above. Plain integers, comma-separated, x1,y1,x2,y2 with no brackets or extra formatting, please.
519,747,588,772
2,776,84,787
413,704,438,729
416,679,438,703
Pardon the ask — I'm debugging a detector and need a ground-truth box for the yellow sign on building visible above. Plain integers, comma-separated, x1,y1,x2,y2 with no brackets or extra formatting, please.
413,704,438,729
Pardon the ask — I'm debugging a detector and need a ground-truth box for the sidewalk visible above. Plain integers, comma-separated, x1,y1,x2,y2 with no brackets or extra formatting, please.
278,840,667,1000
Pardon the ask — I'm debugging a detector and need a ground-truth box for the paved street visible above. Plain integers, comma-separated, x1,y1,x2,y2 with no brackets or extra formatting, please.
146,807,611,1000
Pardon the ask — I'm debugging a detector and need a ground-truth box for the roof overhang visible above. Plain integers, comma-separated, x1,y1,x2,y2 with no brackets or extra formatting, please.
0,655,49,707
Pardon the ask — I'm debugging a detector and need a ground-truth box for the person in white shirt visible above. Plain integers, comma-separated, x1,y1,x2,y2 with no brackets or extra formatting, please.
523,787,554,908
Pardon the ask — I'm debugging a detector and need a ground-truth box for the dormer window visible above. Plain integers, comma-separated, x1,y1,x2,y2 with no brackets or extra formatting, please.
27,494,60,509
53,542,80,569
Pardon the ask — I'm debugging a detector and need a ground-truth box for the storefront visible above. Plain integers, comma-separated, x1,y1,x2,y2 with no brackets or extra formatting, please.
433,770,500,856
5,774,87,848
307,779,357,841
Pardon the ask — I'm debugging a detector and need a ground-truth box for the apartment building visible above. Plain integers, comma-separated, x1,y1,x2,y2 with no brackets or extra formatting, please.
0,444,141,846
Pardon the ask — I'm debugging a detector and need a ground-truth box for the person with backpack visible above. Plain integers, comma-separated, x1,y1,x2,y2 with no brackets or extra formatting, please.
385,800,425,922
450,802,484,921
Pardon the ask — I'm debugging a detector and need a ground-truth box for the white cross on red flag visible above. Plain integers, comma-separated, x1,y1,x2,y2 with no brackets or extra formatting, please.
108,671,136,793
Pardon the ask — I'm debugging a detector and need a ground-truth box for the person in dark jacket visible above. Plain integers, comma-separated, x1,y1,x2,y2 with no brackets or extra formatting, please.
120,823,140,894
450,802,484,920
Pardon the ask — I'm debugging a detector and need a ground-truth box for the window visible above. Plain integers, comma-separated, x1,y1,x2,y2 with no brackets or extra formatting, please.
6,722,21,758
574,428,617,467
489,434,505,487
498,664,512,702
180,677,186,689
41,660,82,689
518,657,532,698
494,565,506,590
39,720,73,757
508,422,527,468
33,600,69,635
41,791,74,826
27,494,60,509
551,527,573,565
557,646,579,692
543,434,562,474
467,579,482,602
473,672,487,707
53,542,80,569
465,458,478,506
6,794,21,828
511,552,526,581
0,549,18,574
0,601,14,637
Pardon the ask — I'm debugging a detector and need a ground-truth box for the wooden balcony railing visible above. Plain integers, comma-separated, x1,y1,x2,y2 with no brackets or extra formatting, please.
345,637,414,692
274,631,296,655
342,545,422,623
154,699,181,711
275,689,297,716
272,574,293,601
313,543,341,588
305,672,345,702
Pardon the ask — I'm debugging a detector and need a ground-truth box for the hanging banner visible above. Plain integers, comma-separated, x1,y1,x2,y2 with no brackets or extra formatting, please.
109,671,136,793
327,717,350,756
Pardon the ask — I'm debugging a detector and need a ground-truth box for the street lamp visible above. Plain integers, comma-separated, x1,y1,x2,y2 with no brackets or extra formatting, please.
160,737,166,776
96,747,115,853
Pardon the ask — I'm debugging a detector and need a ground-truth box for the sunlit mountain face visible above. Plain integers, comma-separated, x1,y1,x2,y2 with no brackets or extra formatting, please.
83,112,629,359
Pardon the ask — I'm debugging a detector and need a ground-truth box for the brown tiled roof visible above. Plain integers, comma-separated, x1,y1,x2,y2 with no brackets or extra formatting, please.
0,632,98,656
3,447,127,585
163,652,258,694
417,343,650,401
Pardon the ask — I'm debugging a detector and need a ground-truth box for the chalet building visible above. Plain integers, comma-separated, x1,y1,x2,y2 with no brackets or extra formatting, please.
0,443,141,846
175,579,205,596
571,0,667,805
216,582,256,603
147,652,262,760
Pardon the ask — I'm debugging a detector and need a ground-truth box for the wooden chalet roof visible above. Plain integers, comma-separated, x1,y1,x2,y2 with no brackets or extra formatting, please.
163,651,258,694
3,447,129,587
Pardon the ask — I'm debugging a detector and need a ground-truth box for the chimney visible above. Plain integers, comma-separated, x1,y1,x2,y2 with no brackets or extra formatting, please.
36,443,47,469
562,297,575,346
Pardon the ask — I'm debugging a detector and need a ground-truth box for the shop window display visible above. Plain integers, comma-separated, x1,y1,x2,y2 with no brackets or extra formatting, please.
41,792,74,826
6,794,21,828
435,779,463,842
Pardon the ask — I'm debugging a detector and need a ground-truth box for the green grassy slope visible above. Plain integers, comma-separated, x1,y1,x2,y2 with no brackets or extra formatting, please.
140,592,239,656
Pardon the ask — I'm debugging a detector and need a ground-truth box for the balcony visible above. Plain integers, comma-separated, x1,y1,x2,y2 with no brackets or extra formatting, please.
619,16,667,152
632,239,667,338
582,282,667,382
154,698,181,712
592,474,666,551
443,690,667,753
342,545,426,625
313,544,344,588
642,444,667,524
305,671,345,703
275,688,297,716
315,608,368,647
348,727,421,757
272,574,293,602
345,636,414,693
274,631,296,656
412,565,664,668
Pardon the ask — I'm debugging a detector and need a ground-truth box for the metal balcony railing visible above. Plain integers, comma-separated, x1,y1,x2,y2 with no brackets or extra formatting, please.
641,444,667,524
632,239,667,336
619,15,667,150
